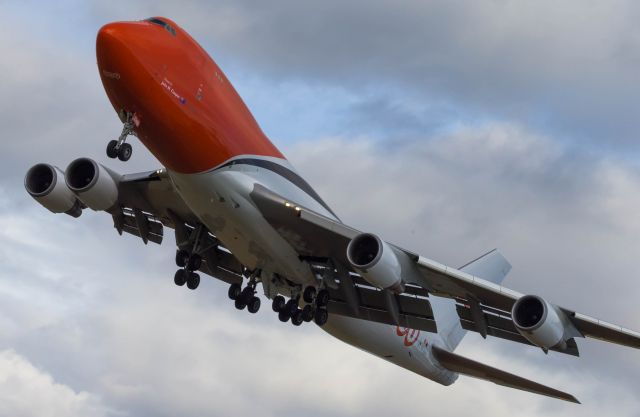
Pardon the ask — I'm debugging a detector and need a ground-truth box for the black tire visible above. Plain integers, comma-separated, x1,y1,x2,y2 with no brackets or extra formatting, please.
247,296,261,314
174,269,187,286
187,254,202,271
117,143,132,161
301,305,314,322
106,140,118,158
235,298,247,310
291,310,304,326
240,286,254,304
278,309,290,322
284,299,298,315
272,295,285,312
186,272,200,290
303,286,316,303
175,249,189,268
316,289,330,307
314,308,328,326
228,283,241,300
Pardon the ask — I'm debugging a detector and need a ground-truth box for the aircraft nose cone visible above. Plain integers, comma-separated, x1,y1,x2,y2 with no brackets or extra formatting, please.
96,22,129,69
96,21,151,118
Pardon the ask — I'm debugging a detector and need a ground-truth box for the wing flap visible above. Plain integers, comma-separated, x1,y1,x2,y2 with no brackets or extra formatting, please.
114,208,164,245
431,345,580,404
325,273,437,333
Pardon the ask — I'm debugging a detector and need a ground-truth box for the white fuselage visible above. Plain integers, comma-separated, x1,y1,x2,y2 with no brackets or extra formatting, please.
169,155,459,386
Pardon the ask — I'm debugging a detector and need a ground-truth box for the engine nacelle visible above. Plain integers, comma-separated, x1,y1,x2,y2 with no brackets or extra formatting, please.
512,295,566,349
346,233,404,293
65,158,119,211
24,163,82,217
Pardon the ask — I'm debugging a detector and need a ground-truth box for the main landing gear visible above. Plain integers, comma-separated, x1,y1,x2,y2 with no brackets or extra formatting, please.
271,286,330,327
106,112,137,162
227,273,261,314
174,248,202,290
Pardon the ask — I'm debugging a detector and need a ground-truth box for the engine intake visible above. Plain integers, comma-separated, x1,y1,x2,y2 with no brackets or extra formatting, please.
512,295,565,349
65,158,119,211
24,163,82,217
346,233,404,292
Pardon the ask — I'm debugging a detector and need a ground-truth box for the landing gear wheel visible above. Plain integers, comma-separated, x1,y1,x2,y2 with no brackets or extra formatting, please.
284,299,298,315
235,298,247,310
228,283,241,300
247,296,261,314
186,272,200,290
278,309,290,322
272,295,285,312
174,269,187,286
291,309,304,326
106,140,118,158
303,286,316,303
314,308,328,326
187,254,202,271
301,305,314,322
316,289,330,307
240,287,254,304
175,249,189,268
117,143,132,161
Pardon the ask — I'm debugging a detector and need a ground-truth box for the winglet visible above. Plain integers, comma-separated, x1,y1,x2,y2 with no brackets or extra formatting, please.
431,345,580,404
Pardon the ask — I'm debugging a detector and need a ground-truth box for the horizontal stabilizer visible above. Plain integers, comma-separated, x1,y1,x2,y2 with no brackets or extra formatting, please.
431,346,579,404
459,249,511,285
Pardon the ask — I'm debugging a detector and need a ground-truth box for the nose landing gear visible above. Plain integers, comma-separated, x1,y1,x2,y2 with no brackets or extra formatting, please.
107,112,137,161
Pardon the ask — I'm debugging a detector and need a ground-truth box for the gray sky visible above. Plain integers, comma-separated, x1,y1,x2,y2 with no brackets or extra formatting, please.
2,1,640,416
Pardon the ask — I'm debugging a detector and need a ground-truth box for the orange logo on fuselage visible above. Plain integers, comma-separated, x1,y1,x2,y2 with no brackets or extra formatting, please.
396,326,421,347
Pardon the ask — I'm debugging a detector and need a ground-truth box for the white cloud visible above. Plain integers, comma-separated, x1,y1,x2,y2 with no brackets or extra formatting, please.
0,349,110,417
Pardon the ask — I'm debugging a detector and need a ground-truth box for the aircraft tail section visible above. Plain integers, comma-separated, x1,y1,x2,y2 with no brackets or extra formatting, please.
431,345,579,403
443,249,512,349
458,248,512,284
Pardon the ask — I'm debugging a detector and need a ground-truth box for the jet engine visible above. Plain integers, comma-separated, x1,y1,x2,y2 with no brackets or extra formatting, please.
65,158,119,211
24,163,82,217
511,295,566,349
346,233,404,293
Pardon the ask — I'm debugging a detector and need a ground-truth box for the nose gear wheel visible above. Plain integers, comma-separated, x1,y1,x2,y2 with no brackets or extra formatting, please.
107,112,137,161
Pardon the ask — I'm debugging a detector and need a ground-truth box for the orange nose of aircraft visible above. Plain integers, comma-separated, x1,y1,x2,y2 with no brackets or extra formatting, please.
96,19,206,172
96,18,284,174
96,21,156,123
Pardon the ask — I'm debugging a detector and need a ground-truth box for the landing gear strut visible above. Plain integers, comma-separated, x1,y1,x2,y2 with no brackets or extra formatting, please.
107,112,137,162
174,248,202,290
173,227,204,291
228,270,261,314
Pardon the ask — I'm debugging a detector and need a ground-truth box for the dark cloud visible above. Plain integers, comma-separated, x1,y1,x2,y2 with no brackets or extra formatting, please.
88,0,640,146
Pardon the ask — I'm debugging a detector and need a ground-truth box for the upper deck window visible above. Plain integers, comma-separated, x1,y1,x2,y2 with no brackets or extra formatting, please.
145,17,176,36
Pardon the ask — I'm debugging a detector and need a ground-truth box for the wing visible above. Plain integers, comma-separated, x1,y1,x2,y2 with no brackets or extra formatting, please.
108,169,243,286
249,184,640,355
249,184,438,331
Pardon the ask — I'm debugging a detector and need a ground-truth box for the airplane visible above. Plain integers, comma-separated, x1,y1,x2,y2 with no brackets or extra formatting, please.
23,17,640,404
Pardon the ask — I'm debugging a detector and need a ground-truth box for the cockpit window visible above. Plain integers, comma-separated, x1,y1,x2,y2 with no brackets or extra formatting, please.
145,17,176,36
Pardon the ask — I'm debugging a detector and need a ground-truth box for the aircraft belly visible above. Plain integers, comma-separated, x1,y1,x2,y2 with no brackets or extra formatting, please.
322,315,458,386
168,168,316,285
